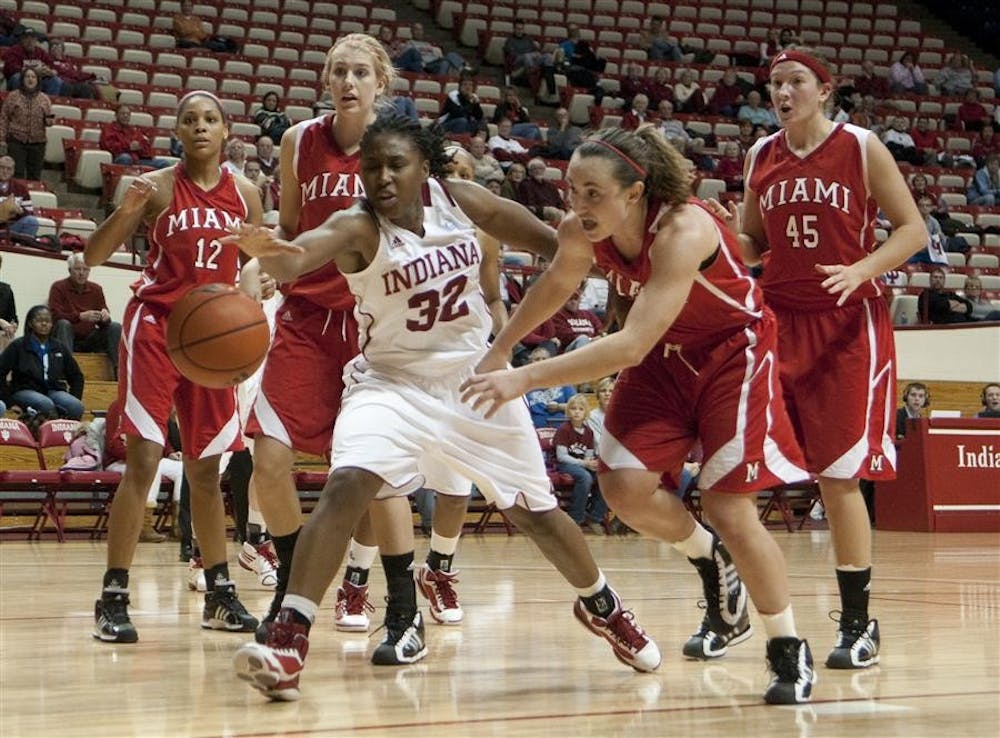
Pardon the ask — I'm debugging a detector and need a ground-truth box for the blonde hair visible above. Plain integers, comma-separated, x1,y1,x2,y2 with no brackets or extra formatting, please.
323,33,396,101
566,393,591,418
596,377,616,394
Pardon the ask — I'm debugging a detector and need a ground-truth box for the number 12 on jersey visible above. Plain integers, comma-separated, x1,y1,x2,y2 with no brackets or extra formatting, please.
195,237,223,270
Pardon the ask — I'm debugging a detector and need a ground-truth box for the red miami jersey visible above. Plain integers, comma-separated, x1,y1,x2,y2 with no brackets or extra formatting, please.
281,114,364,312
132,164,247,311
593,198,765,347
746,123,885,311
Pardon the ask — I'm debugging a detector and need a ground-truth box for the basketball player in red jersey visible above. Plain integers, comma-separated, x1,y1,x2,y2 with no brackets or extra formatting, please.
462,127,816,704
244,34,470,639
85,92,300,643
712,49,924,671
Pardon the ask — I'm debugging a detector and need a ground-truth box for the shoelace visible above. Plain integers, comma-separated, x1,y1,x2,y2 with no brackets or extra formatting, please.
267,618,307,652
103,594,131,624
342,586,375,616
607,609,648,651
768,641,802,681
257,543,279,569
430,571,460,609
828,609,868,636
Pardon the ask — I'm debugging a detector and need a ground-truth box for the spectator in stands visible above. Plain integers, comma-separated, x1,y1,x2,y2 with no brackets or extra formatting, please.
715,141,744,191
972,124,1000,167
895,382,929,439
853,60,890,100
708,68,747,118
255,135,277,177
488,118,530,165
492,86,541,141
403,22,468,76
503,21,556,94
554,393,608,534
656,100,701,154
909,195,968,264
500,162,526,201
644,17,682,62
621,94,651,131
467,134,503,185
586,376,615,448
242,160,275,212
253,92,292,148
968,155,1000,206
555,26,606,101
889,52,928,95
963,275,1000,322
0,68,51,181
883,117,923,165
759,28,782,67
909,172,943,206
172,0,237,53
221,138,247,177
850,94,885,134
49,253,122,379
2,28,59,95
0,9,18,48
552,286,602,352
645,67,674,110
0,155,37,239
977,383,1000,417
918,267,972,324
737,90,777,131
378,24,417,72
621,64,651,107
518,157,565,225
537,107,582,161
935,52,976,98
0,304,84,420
957,88,989,133
736,118,755,152
99,105,169,169
438,73,485,135
911,117,946,166
0,252,16,352
47,39,99,100
672,69,706,114
524,345,576,427
483,172,504,196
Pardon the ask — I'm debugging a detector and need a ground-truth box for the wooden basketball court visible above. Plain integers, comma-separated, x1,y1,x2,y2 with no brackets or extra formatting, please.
1,530,998,737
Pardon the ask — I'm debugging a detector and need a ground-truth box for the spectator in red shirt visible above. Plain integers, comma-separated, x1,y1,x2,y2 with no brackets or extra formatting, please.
910,117,944,166
853,60,890,100
715,141,744,191
0,154,37,238
48,253,122,379
621,63,651,107
972,123,1000,167
957,89,989,133
621,93,651,131
552,287,603,353
708,68,747,118
3,28,59,95
99,105,170,168
646,67,674,110
48,39,98,99
518,157,565,225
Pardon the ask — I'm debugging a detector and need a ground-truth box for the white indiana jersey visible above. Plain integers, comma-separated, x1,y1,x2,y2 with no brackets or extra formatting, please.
345,178,492,377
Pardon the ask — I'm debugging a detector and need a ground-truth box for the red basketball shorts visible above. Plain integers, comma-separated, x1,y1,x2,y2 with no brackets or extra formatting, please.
600,310,809,493
118,299,242,459
245,295,359,457
773,298,897,480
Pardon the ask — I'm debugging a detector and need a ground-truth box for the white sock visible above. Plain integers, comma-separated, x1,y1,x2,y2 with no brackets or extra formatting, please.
760,604,797,640
347,540,379,570
248,507,266,529
671,523,715,560
430,532,460,556
574,570,608,599
281,594,318,624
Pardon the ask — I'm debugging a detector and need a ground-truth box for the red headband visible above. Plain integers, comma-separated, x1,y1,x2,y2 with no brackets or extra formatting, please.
769,49,832,84
589,138,647,178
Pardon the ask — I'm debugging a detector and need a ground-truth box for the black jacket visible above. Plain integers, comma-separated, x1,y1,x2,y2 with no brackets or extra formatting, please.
0,335,84,402
0,280,15,324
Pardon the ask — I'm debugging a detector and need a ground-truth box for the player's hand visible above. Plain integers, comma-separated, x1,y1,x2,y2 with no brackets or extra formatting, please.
120,178,157,214
258,270,277,300
222,223,304,258
816,262,867,306
704,198,741,234
460,368,529,418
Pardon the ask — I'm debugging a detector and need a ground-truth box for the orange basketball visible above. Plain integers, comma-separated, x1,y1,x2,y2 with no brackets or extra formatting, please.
166,284,270,389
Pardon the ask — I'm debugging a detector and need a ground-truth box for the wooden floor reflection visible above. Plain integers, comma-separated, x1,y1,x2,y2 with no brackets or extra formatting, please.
1,529,998,737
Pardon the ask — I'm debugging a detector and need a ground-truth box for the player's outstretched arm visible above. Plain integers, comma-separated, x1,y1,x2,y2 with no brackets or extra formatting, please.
85,175,159,267
448,179,559,262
